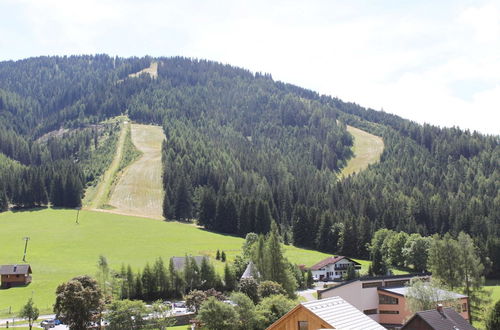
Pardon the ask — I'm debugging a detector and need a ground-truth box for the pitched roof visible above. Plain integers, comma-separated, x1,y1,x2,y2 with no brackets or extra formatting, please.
301,297,385,330
402,307,474,330
310,256,361,270
241,261,260,280
0,264,32,275
379,286,467,299
170,256,207,271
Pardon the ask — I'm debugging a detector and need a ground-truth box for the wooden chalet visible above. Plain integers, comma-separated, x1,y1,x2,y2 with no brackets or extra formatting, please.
0,264,32,288
267,296,385,330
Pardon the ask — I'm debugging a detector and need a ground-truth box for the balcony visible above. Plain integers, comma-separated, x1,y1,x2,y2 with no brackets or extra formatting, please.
334,264,361,270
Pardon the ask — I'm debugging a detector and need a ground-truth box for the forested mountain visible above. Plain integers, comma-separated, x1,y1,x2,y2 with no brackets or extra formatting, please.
0,55,498,276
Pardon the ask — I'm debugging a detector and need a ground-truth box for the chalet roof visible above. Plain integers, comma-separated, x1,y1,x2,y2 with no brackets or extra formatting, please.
402,307,474,330
241,261,260,280
302,297,385,330
310,256,361,270
379,286,467,299
170,256,207,271
0,264,32,275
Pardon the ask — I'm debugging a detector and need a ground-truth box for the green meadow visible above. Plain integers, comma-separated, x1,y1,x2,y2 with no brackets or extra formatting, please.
0,208,337,316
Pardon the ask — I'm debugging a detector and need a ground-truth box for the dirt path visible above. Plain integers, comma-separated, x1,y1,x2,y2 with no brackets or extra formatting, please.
341,125,384,177
106,124,165,219
87,121,129,209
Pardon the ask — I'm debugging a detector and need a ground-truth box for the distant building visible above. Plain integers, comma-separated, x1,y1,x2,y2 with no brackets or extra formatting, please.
309,255,361,280
401,305,474,330
240,261,260,280
318,273,469,329
267,296,385,330
170,256,208,272
0,264,32,289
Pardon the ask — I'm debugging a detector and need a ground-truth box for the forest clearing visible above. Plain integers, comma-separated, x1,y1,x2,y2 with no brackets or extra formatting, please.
106,124,165,219
85,121,129,209
341,125,384,177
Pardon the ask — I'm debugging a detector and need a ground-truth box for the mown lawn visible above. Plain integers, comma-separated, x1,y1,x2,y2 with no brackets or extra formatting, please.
0,208,339,316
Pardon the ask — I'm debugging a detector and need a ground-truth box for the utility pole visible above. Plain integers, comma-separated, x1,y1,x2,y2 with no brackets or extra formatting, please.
76,208,80,224
22,237,30,262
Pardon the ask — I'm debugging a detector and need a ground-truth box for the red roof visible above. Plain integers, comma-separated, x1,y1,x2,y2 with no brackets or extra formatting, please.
309,256,360,270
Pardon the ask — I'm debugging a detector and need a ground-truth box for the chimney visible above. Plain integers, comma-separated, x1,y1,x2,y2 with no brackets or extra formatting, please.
437,304,443,313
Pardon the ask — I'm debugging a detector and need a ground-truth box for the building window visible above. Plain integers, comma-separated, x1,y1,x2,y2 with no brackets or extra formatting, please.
363,282,382,288
385,280,409,287
462,303,467,312
380,310,399,314
364,309,378,315
298,321,308,330
379,294,399,305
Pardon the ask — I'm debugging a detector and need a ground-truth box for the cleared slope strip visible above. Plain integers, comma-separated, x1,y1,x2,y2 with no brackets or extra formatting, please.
87,121,129,209
107,124,165,219
341,125,384,177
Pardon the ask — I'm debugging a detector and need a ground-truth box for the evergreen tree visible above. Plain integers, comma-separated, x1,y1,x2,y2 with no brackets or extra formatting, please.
198,187,216,229
199,257,217,290
153,257,169,299
224,263,237,292
175,176,192,220
485,299,500,330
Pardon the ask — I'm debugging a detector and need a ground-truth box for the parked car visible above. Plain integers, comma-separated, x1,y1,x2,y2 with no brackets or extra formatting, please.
40,319,61,328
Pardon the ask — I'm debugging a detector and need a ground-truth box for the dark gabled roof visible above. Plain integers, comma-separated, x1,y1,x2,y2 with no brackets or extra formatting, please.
310,256,361,270
319,272,432,295
170,256,207,271
402,307,475,330
0,264,32,275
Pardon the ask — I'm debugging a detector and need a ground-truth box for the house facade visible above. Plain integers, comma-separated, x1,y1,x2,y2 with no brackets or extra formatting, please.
318,273,469,329
0,264,32,289
309,256,361,280
267,296,385,330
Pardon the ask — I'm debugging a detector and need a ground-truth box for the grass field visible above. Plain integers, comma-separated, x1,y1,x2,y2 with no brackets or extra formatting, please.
107,124,165,219
87,121,128,209
0,208,338,316
341,125,384,177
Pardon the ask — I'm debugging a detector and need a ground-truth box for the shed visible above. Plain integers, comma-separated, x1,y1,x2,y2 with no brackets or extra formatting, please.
0,264,32,289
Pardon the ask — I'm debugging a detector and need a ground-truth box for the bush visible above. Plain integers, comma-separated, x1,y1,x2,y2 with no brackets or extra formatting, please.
197,297,238,330
238,277,259,303
258,281,286,299
255,294,295,328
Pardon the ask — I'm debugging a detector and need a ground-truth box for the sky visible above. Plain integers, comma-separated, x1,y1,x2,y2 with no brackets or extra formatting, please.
0,0,499,135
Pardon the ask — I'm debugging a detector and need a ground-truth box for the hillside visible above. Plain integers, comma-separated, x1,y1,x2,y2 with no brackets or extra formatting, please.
0,55,498,277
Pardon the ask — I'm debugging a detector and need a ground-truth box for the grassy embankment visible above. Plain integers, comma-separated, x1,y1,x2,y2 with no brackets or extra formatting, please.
341,125,384,177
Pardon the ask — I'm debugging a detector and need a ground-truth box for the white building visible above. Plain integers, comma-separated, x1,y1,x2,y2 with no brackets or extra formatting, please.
309,255,361,280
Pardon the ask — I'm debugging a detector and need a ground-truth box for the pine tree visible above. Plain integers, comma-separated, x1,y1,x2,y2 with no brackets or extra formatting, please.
175,176,192,220
199,187,217,229
153,258,169,299
224,263,237,292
